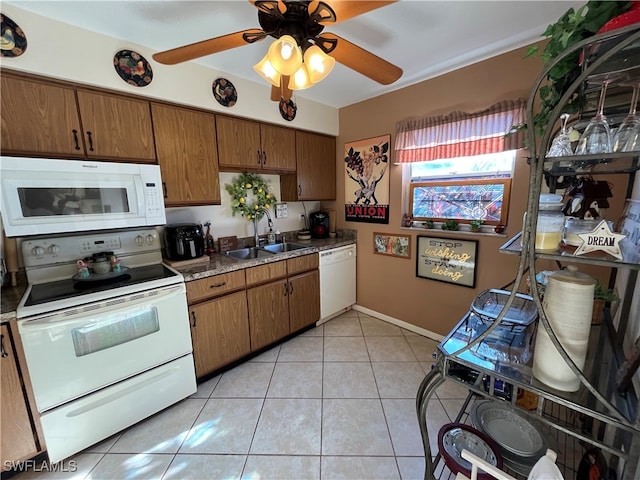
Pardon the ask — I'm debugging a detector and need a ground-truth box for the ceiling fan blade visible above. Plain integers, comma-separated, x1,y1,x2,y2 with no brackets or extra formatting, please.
309,1,397,25
318,33,402,85
152,29,264,65
249,0,286,15
270,76,292,101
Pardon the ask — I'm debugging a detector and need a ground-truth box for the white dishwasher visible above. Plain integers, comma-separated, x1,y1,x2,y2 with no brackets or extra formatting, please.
319,244,356,321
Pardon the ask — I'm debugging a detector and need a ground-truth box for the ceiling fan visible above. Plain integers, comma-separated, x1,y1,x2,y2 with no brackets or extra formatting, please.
152,0,403,100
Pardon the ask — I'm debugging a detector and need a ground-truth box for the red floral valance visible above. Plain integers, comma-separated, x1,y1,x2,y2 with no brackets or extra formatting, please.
394,99,526,163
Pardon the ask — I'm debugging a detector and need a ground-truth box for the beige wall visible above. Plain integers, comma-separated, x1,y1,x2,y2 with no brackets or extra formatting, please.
327,45,627,337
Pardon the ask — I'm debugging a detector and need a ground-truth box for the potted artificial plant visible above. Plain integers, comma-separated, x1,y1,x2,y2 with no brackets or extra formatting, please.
592,279,620,325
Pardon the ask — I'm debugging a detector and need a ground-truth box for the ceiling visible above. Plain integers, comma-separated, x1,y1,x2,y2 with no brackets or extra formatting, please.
6,0,583,108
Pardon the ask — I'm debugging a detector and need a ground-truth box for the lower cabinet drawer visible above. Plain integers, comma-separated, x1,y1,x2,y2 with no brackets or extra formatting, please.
186,270,246,303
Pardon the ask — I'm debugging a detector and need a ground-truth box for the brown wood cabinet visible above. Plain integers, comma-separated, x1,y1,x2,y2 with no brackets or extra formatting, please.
76,90,156,163
189,291,250,378
0,73,156,162
247,279,291,351
1,323,39,469
186,271,250,378
288,270,320,333
216,116,296,172
281,131,336,201
151,104,221,206
1,75,85,157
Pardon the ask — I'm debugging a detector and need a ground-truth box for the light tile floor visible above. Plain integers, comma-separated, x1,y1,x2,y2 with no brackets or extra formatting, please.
13,310,469,480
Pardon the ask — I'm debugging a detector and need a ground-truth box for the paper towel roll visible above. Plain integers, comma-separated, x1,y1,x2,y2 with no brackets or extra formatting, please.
2,232,19,286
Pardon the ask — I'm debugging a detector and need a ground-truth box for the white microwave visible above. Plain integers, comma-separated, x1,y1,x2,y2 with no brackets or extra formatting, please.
0,157,166,237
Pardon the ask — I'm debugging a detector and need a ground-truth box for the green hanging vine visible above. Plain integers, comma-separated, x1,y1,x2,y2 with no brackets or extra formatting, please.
225,173,276,220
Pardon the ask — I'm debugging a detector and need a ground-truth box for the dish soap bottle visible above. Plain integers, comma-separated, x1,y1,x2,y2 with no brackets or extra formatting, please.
204,221,215,255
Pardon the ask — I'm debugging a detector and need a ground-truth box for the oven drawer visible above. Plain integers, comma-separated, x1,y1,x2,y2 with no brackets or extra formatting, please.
18,283,193,412
40,354,196,464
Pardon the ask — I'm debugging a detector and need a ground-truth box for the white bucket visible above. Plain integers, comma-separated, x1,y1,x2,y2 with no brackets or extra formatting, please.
532,268,595,392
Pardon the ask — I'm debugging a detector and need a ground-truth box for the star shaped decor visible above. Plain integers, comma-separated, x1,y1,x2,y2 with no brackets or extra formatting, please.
574,219,626,260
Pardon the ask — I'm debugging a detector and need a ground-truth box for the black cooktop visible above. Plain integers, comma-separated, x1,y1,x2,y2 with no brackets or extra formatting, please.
24,264,179,307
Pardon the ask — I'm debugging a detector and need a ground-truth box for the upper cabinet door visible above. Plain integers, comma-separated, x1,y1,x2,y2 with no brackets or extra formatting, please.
1,75,84,157
260,124,296,172
152,103,221,206
76,90,156,163
295,131,336,200
216,116,262,170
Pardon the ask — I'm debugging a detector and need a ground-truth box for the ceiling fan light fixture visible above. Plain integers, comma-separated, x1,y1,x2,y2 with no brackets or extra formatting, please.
304,44,335,83
267,34,302,75
253,54,281,87
289,63,314,90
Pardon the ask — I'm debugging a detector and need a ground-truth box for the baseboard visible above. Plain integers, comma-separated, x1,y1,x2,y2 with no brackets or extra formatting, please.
351,304,445,342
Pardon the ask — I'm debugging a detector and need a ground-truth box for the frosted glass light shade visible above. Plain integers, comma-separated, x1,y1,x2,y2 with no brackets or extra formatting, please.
289,63,314,90
267,35,302,76
253,54,281,87
304,45,335,83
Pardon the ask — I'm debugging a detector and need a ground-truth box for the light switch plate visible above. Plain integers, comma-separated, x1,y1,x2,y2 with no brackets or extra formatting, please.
275,203,288,218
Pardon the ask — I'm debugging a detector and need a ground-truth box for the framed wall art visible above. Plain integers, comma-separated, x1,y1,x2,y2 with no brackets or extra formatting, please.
416,236,477,288
344,134,390,224
373,232,411,259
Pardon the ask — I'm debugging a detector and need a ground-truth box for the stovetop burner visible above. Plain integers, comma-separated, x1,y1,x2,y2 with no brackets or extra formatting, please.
24,264,178,308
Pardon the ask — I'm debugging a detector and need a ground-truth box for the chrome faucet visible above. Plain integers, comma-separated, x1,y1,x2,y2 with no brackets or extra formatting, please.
253,207,274,247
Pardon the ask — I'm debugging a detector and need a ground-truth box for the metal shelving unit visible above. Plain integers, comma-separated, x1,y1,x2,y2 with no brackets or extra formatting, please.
417,25,640,480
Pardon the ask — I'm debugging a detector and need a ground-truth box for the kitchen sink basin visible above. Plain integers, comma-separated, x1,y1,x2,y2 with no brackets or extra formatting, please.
261,242,309,253
225,247,275,260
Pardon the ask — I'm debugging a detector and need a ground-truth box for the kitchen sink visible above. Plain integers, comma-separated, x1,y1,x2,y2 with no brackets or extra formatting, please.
261,242,309,253
225,247,275,260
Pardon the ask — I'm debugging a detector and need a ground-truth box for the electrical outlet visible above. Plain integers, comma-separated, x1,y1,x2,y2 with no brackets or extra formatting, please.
275,203,288,218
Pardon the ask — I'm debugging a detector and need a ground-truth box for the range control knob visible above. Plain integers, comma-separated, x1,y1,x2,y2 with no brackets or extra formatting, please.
47,245,60,254
135,235,145,245
146,234,155,245
31,246,45,256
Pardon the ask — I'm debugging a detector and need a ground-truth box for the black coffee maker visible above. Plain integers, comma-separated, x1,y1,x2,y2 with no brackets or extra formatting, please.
309,211,330,238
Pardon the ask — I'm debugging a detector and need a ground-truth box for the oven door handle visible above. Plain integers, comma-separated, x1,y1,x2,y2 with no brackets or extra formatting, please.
20,284,186,330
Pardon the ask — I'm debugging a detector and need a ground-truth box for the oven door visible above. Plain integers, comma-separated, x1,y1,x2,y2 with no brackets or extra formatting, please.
18,283,193,412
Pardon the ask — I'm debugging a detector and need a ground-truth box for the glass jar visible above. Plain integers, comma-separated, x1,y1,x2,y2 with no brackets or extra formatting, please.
535,194,564,251
562,218,601,246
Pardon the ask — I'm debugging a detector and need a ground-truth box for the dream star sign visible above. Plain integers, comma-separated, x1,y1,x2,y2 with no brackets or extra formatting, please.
574,219,626,260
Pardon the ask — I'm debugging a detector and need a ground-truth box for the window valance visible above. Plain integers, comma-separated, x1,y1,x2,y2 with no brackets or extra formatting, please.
394,99,526,163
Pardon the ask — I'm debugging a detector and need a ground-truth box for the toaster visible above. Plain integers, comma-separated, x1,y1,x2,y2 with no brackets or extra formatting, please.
164,223,205,260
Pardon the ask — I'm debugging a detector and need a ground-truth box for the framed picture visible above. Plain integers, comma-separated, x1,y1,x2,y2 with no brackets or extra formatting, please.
416,236,477,288
373,232,411,259
344,134,391,224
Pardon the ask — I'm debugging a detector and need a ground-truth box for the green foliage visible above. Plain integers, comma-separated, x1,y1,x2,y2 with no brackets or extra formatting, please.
594,279,619,302
470,219,484,231
442,219,460,231
523,1,630,136
423,219,434,229
224,173,276,221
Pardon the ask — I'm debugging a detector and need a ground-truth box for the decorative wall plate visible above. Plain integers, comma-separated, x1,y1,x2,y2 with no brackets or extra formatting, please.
1,14,27,57
113,50,153,87
212,78,237,107
279,97,297,121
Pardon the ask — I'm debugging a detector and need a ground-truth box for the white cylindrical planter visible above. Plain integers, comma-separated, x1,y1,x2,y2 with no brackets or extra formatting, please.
533,268,595,391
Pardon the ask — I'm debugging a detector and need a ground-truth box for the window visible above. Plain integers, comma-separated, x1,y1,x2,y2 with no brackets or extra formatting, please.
408,151,515,225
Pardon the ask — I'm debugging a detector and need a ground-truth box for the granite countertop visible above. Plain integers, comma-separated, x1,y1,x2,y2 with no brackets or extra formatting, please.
177,235,356,282
1,233,357,319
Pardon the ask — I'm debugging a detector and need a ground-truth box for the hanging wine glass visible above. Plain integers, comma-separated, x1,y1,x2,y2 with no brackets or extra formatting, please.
575,79,612,155
547,113,574,157
612,80,640,152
